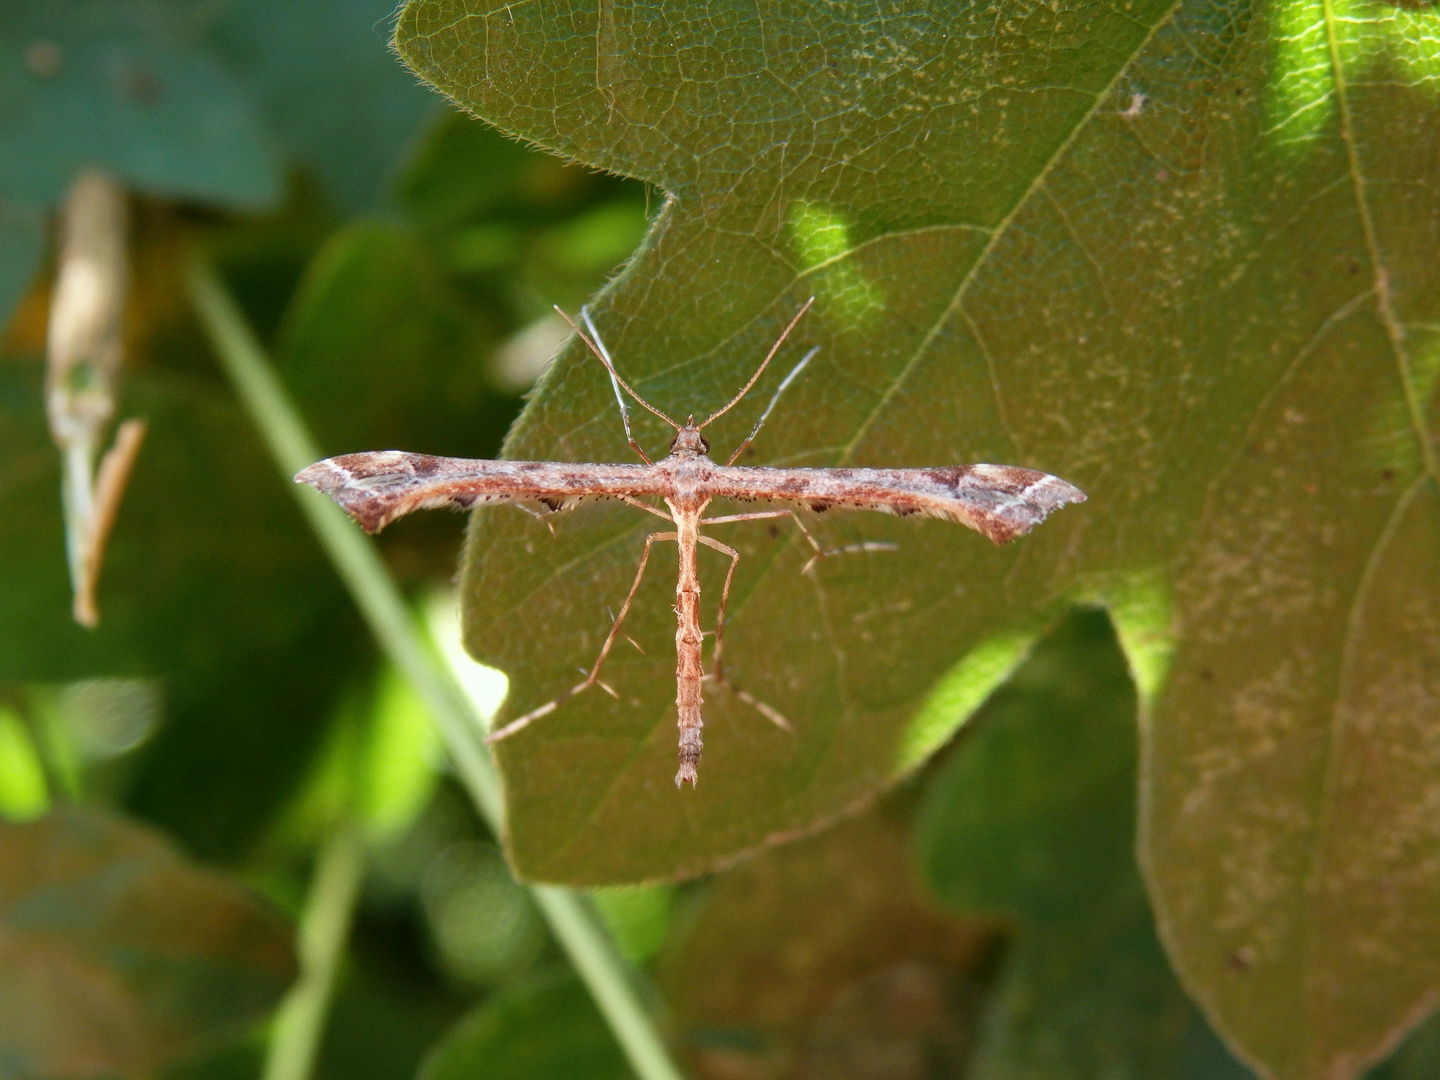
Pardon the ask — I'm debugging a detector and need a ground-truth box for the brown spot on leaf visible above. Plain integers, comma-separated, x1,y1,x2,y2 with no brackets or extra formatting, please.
24,40,62,78
124,67,163,104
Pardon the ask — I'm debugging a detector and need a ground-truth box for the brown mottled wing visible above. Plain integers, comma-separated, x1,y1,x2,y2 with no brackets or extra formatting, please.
295,452,663,534
707,464,1086,544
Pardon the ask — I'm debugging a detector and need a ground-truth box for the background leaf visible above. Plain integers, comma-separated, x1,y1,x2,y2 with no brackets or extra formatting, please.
0,49,675,1080
274,220,507,460
206,0,438,214
917,609,1250,1080
0,0,439,330
0,0,280,210
394,2,1440,1076
0,199,44,337
658,796,997,1080
0,806,295,1079
415,973,630,1080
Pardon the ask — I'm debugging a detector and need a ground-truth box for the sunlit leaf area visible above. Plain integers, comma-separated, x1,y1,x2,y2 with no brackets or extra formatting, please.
4,1,1440,1079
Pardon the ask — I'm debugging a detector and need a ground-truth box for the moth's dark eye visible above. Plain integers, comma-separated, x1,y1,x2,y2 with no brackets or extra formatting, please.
700,435,711,453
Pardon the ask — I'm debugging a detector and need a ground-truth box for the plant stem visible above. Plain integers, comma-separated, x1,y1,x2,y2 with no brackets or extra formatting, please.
262,816,367,1080
185,252,685,1080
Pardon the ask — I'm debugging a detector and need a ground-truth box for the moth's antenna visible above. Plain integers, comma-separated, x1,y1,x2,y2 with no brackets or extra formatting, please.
554,307,676,465
700,296,815,430
725,345,818,465
574,307,679,432
575,307,657,463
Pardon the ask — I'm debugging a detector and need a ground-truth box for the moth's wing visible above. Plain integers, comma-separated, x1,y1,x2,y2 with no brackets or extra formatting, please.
710,464,1085,544
296,452,657,534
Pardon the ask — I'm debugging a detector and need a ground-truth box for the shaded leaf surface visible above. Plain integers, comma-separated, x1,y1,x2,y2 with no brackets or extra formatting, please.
0,807,295,1078
275,220,506,460
0,199,44,337
918,610,1250,1080
658,799,996,1080
0,0,433,212
1364,1013,1440,1080
207,0,437,214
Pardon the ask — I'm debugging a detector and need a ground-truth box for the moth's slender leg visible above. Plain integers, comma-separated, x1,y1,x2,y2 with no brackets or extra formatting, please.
616,493,673,522
486,530,677,744
697,534,742,682
698,534,792,733
701,509,897,574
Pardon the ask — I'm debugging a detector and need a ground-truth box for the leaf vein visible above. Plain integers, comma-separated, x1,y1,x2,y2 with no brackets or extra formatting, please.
833,0,1190,467
1193,288,1374,546
1302,471,1428,1031
1322,0,1439,482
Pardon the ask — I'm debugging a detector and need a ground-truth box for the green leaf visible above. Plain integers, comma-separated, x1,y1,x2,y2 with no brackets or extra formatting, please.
918,610,1250,1080
306,954,464,1080
0,806,295,1078
276,663,441,850
395,111,553,232
591,884,674,965
415,973,631,1080
1365,1012,1440,1080
393,3,1440,1073
208,0,440,213
0,706,49,822
0,0,280,208
274,220,505,460
0,0,439,267
0,196,44,334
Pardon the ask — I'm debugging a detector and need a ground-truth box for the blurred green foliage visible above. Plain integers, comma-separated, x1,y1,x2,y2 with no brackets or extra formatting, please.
2,1,650,1072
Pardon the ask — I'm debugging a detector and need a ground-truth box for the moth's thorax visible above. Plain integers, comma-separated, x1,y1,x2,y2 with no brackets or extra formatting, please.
660,450,716,512
658,423,716,510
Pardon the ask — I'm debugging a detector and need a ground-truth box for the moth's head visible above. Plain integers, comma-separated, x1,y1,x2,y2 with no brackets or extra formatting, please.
669,420,711,457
